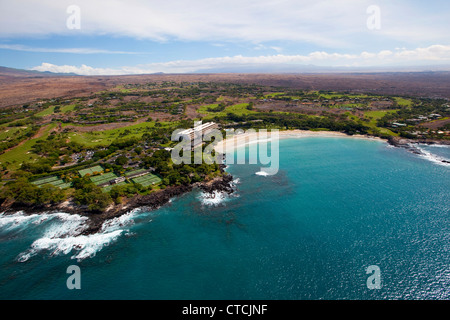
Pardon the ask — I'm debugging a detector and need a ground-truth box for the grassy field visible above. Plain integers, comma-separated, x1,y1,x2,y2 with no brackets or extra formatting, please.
264,92,285,98
61,104,76,113
198,103,257,119
0,123,57,170
67,121,161,147
364,110,393,119
315,91,371,99
394,97,413,107
0,119,178,171
35,106,55,117
0,127,24,141
363,110,399,136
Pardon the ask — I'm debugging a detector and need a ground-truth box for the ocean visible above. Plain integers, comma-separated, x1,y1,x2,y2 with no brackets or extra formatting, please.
0,136,449,299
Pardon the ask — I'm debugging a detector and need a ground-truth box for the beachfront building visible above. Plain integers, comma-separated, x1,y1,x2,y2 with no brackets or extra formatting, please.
177,122,219,147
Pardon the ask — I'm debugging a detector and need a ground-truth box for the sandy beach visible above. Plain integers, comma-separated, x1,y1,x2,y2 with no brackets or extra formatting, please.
213,129,384,153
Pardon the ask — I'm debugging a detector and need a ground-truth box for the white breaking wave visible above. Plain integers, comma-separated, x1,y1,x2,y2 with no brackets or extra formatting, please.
100,209,140,233
255,170,270,176
198,190,230,206
0,211,51,231
12,210,141,262
18,229,124,262
414,145,450,167
419,144,450,149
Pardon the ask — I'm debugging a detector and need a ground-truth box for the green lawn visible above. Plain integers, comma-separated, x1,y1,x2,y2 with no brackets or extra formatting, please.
35,106,55,117
198,103,257,119
0,123,57,170
264,92,285,98
394,97,413,107
364,110,392,119
36,104,75,116
67,121,160,147
314,91,371,100
65,119,177,147
363,110,399,136
0,127,24,141
61,104,76,113
68,132,114,147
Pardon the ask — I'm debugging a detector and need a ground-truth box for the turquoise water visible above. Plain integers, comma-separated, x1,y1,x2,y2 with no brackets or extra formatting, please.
0,137,449,299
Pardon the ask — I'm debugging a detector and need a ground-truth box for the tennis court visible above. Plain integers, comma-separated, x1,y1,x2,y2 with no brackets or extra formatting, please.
102,181,128,193
125,168,148,177
31,176,72,189
132,173,161,187
31,176,59,185
78,165,104,177
90,172,118,185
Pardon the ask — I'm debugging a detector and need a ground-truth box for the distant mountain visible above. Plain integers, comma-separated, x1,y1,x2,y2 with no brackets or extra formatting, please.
0,66,78,77
195,64,450,74
194,63,327,73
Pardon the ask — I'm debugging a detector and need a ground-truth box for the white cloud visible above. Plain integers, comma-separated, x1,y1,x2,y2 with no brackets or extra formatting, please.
0,44,142,54
30,45,450,75
31,62,122,75
253,44,283,53
2,0,448,48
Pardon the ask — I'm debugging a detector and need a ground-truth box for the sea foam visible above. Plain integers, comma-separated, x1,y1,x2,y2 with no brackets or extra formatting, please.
14,210,141,262
198,190,230,206
413,144,450,167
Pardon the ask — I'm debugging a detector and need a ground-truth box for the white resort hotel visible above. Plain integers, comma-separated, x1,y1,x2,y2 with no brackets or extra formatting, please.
177,122,219,147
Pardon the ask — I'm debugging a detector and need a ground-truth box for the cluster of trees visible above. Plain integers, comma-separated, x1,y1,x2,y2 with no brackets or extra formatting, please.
109,183,146,204
142,149,220,186
0,178,65,206
222,112,369,135
71,176,112,212
92,138,139,162
0,106,39,126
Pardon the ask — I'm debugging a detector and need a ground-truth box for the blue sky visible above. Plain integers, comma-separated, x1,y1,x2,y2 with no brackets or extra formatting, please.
0,0,449,74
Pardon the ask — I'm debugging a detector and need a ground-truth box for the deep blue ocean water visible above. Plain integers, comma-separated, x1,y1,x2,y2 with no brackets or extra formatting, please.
0,137,449,300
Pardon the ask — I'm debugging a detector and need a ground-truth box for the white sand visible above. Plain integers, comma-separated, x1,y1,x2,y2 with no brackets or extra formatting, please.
214,129,384,153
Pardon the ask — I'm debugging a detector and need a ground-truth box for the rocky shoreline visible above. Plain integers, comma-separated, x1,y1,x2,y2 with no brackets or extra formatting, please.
387,136,450,164
0,169,235,235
